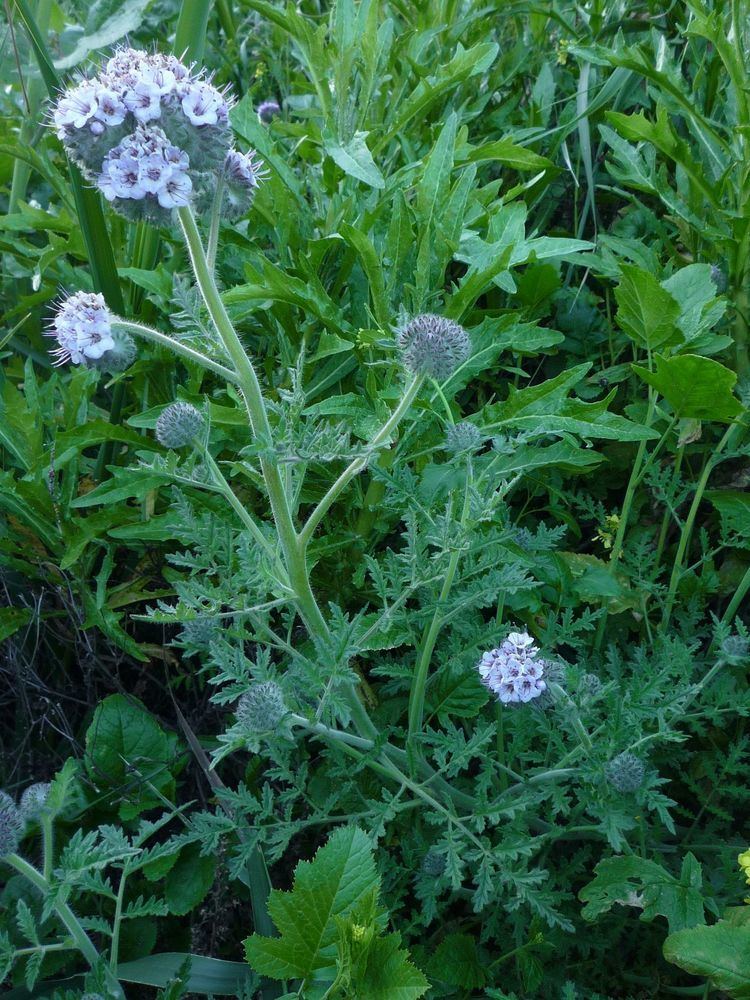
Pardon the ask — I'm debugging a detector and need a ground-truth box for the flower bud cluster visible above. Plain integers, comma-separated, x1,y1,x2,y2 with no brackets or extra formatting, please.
605,751,645,793
397,314,470,380
0,791,23,856
445,421,482,454
19,782,50,820
477,631,547,704
46,291,134,370
221,148,268,221
156,402,204,448
236,682,286,733
52,48,264,222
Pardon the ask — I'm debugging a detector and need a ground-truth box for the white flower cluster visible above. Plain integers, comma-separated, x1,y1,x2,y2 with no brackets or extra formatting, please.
53,49,228,140
477,631,547,704
47,291,115,366
51,48,247,221
99,126,192,208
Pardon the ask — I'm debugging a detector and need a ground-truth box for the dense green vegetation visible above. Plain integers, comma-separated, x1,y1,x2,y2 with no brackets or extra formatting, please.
1,0,750,996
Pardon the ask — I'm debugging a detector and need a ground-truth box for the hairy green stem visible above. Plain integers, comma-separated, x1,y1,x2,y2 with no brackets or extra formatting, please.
41,812,54,882
206,180,225,274
408,463,471,743
721,562,750,627
594,388,656,651
8,0,52,212
113,319,239,383
662,420,745,629
298,375,423,550
200,446,289,583
177,206,379,739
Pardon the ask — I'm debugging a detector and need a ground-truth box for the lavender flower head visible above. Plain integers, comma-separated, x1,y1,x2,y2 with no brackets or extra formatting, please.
257,99,280,123
222,147,268,220
47,292,115,366
50,48,249,221
477,631,547,705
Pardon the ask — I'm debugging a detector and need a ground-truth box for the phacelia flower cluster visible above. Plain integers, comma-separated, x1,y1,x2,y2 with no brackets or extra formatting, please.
47,291,114,365
52,48,264,223
98,126,192,209
46,292,134,371
398,314,471,381
46,292,136,373
477,631,547,704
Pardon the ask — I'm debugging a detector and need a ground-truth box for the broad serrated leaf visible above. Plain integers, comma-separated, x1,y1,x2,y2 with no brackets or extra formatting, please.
244,826,379,981
580,854,705,932
615,264,681,349
632,354,744,423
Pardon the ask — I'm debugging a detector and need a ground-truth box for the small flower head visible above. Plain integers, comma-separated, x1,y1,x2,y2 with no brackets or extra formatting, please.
236,682,286,733
47,292,115,366
477,631,547,705
155,402,204,448
257,99,280,123
445,421,482,454
0,791,23,856
605,752,645,793
397,314,471,380
181,81,228,127
19,783,51,820
222,148,267,219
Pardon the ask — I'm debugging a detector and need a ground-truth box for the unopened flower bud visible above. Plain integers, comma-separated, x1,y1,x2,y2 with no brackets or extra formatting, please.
421,849,446,876
179,617,218,648
19,783,51,820
445,421,482,454
236,682,286,732
155,402,204,448
0,791,23,856
605,752,645,793
397,314,470,380
257,99,280,123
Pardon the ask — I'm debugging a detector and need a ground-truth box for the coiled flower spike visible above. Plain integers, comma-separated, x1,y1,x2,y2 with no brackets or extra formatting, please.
397,314,471,380
445,421,482,454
